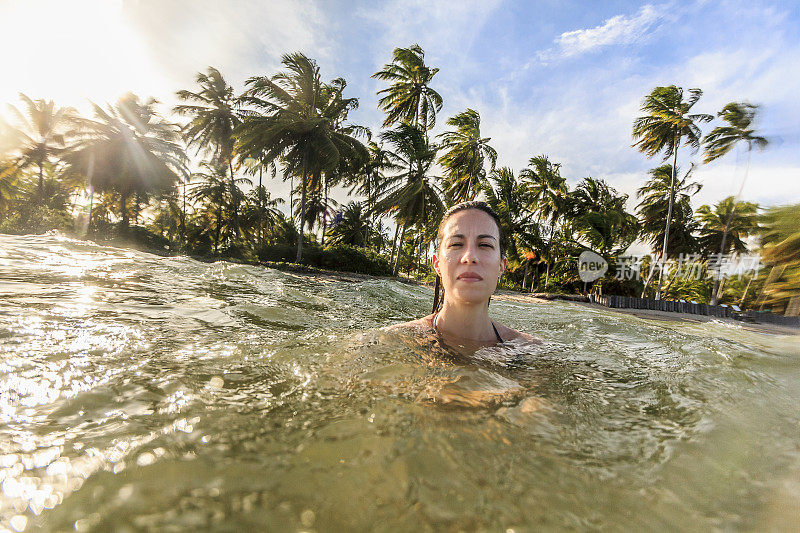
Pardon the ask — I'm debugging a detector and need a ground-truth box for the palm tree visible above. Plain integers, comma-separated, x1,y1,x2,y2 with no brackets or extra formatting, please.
7,94,78,200
483,166,540,288
150,191,182,243
703,102,768,164
0,159,20,222
696,196,759,255
327,201,371,247
372,44,443,132
632,85,712,298
521,155,569,288
66,94,187,230
188,163,243,253
568,177,639,257
757,204,800,313
437,108,497,204
237,52,367,262
241,185,283,246
349,141,398,223
636,164,702,297
374,123,443,276
702,102,768,304
174,67,242,236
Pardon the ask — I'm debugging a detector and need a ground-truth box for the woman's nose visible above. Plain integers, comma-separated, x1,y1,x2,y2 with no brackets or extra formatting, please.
461,244,478,263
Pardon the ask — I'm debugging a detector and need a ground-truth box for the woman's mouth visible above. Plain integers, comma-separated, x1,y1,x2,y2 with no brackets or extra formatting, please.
457,272,483,281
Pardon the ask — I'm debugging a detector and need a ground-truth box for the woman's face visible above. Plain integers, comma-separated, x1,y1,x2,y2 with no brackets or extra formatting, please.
432,209,507,307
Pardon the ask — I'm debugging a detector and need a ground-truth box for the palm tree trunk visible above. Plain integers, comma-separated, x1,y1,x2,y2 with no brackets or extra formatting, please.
134,192,141,225
640,257,658,298
181,177,187,247
290,176,294,218
390,223,400,266
296,147,310,263
87,187,94,233
38,162,44,200
393,222,407,277
368,172,374,223
228,158,239,239
740,274,754,308
661,262,681,297
543,227,556,287
523,261,529,291
258,165,264,248
120,189,129,230
711,148,752,305
321,182,328,246
215,207,222,254
656,132,679,300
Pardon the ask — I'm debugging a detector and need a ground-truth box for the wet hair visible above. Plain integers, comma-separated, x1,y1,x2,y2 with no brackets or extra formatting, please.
432,201,507,313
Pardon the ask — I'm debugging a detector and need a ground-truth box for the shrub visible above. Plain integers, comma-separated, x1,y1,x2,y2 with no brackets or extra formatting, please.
0,206,74,235
256,243,391,276
319,245,392,276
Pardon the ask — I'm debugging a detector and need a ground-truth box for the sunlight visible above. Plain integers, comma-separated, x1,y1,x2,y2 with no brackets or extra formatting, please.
0,0,163,115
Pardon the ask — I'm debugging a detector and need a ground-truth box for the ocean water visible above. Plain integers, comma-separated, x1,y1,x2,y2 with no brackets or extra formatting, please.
1,232,799,531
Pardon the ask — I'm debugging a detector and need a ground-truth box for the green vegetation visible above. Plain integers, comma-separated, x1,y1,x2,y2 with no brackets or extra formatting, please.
0,45,796,314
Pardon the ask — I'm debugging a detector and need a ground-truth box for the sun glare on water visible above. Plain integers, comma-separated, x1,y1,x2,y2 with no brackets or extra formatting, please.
0,0,164,114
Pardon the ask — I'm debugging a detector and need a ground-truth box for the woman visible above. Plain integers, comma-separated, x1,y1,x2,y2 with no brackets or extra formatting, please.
393,201,539,348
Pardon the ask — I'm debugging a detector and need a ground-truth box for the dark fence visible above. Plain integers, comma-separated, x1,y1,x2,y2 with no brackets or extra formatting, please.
590,294,800,328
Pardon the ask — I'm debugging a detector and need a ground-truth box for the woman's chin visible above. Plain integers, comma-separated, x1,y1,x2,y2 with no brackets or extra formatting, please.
449,287,493,305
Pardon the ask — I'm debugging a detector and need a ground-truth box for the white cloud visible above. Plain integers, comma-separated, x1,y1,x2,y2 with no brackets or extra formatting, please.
539,4,666,61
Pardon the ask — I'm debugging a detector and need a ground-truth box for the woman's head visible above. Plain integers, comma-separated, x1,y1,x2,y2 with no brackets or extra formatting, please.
432,201,507,311
435,201,507,257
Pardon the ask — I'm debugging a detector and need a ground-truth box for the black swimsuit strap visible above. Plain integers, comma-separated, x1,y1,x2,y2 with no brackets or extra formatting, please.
432,313,503,343
492,322,503,343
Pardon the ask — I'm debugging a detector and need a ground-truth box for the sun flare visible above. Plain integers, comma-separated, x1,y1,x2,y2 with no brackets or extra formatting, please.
0,0,163,114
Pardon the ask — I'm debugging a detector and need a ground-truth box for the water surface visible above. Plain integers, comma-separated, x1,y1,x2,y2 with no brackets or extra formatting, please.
1,233,799,531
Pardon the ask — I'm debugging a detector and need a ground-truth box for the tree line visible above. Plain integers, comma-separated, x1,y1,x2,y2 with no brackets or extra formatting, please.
0,44,797,314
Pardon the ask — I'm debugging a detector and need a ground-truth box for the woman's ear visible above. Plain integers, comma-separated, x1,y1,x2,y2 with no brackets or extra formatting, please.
500,257,507,275
432,253,441,276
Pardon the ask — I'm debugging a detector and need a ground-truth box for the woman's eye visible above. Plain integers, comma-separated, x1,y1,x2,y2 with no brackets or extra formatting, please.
480,243,494,248
448,243,462,248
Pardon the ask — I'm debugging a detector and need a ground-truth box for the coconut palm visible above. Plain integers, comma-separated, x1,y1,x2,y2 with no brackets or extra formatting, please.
66,94,186,230
702,102,768,304
636,164,702,297
349,141,398,223
757,204,800,313
0,159,21,222
632,85,713,298
696,196,759,255
372,44,443,132
327,201,371,247
374,123,443,276
241,185,283,246
483,166,540,288
438,108,497,204
7,94,79,199
703,102,768,164
174,67,242,235
150,191,183,243
237,52,367,262
568,177,639,257
521,155,569,287
188,163,249,253
636,164,701,254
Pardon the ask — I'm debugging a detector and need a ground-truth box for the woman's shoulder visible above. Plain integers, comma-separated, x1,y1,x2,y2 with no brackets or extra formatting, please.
386,314,435,332
496,323,542,344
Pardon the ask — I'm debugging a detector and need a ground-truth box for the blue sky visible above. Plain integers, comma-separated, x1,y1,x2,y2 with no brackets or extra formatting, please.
1,0,798,216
